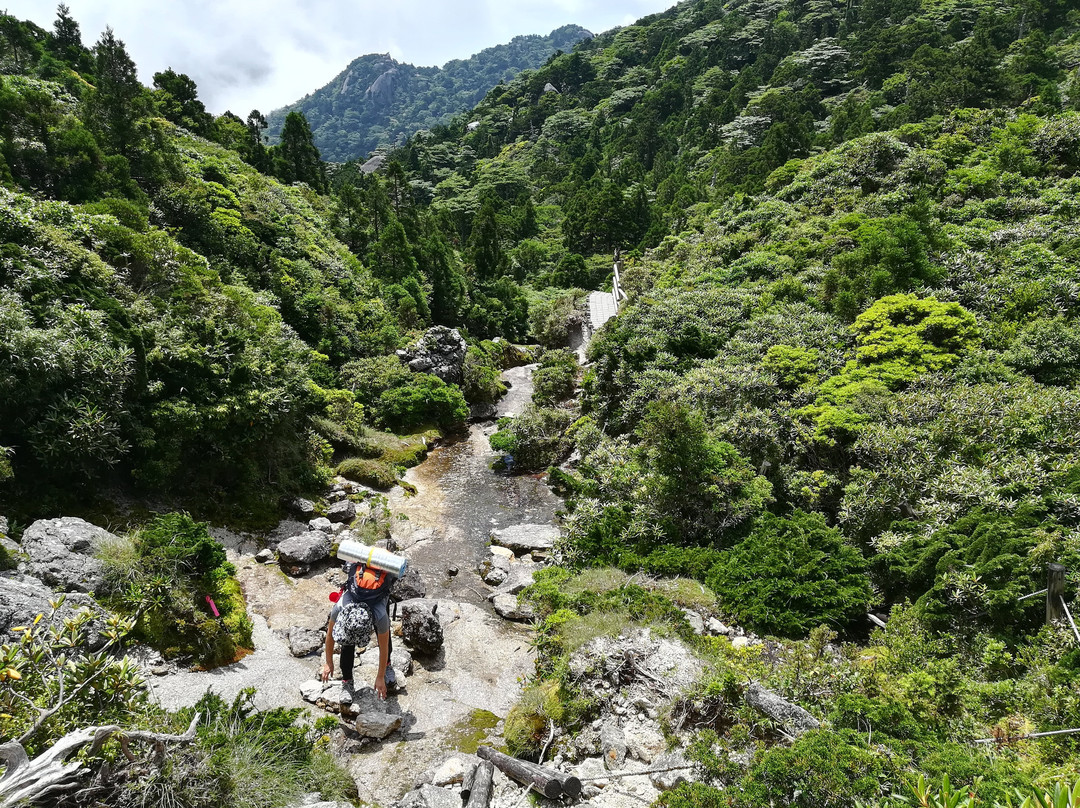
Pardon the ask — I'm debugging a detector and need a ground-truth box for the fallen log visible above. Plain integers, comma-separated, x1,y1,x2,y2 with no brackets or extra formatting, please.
476,746,581,799
461,762,478,803
464,760,494,808
0,713,200,808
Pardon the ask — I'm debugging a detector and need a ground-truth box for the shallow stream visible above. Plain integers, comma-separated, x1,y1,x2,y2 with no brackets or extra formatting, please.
389,363,562,602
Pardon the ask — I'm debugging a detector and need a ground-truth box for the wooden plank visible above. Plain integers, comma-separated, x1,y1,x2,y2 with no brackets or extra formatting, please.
1048,564,1066,624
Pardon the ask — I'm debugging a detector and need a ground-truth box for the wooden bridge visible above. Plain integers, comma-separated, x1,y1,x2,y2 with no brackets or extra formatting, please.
588,250,629,331
574,251,629,362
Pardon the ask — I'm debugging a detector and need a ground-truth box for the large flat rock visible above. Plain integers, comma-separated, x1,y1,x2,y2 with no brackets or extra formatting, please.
489,524,559,554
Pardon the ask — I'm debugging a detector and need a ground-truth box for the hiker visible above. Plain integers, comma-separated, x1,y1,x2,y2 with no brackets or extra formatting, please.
322,559,396,699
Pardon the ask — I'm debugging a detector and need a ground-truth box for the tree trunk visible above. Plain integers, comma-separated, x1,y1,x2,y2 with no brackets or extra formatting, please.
476,746,581,799
464,760,494,808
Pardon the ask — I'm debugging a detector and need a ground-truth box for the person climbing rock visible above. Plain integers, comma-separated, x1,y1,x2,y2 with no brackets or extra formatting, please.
322,559,397,700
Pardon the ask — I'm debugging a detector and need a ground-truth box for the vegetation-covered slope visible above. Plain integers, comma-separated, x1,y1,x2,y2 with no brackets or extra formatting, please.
5,0,1080,802
264,25,592,162
371,0,1080,798
0,10,497,518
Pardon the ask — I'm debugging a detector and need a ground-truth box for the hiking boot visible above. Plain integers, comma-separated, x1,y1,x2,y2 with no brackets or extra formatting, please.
339,679,354,705
384,666,398,693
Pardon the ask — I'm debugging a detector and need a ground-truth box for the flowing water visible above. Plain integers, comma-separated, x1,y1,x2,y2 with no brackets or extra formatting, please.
151,364,557,803
388,364,561,602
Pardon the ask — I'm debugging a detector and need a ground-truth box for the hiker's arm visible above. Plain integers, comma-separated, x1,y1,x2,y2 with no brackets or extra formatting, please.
374,629,389,699
322,623,335,682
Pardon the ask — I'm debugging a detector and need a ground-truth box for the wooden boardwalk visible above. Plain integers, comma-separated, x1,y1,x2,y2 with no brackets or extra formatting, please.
588,251,630,330
588,290,618,331
574,252,630,362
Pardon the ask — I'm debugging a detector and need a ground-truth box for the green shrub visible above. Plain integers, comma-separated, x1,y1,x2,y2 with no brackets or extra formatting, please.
706,511,871,638
336,457,399,490
376,373,468,432
850,294,979,374
734,729,891,808
532,349,578,406
875,508,1068,636
528,290,583,348
762,344,820,390
339,355,413,411
1005,317,1080,386
462,343,507,404
636,402,772,543
489,405,575,471
99,513,252,667
829,693,926,740
120,689,354,808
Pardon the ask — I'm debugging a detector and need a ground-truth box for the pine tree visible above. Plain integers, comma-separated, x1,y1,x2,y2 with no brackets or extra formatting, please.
470,196,506,282
275,111,326,192
51,3,84,65
422,231,468,325
87,27,146,155
370,214,417,283
244,110,271,172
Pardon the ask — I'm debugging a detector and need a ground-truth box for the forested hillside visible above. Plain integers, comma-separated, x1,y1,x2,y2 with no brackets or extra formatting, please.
0,7,517,519
384,0,1080,800
264,25,592,162
4,0,1080,804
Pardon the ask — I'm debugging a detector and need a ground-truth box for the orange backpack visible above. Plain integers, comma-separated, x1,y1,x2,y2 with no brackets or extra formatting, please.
355,564,388,591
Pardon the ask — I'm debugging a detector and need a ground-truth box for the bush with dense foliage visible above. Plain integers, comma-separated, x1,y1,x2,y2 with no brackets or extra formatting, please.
98,513,252,667
376,372,468,432
462,340,508,404
707,511,872,638
531,348,578,406
489,405,576,471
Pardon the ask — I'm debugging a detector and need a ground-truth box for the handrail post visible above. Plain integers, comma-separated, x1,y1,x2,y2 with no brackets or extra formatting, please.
1048,563,1066,624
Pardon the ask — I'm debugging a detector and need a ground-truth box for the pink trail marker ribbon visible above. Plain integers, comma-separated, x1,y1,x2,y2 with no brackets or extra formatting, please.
205,596,220,618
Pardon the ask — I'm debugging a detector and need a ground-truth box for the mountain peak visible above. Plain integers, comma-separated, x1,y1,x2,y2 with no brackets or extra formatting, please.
267,25,591,162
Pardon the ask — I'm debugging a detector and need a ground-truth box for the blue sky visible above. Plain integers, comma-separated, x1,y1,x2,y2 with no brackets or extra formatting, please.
7,1,679,114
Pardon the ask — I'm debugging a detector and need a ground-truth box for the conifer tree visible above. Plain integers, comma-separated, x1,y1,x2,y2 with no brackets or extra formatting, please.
470,196,506,282
370,214,417,283
87,27,146,154
50,3,85,66
275,111,326,192
423,231,468,325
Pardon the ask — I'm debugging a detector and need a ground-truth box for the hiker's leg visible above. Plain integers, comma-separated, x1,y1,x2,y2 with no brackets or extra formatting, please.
340,643,355,680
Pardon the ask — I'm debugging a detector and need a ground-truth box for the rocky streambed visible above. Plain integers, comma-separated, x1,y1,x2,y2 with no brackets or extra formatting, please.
0,360,763,808
147,363,569,805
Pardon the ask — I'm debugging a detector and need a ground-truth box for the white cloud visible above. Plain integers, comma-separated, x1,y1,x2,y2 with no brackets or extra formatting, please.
4,0,676,114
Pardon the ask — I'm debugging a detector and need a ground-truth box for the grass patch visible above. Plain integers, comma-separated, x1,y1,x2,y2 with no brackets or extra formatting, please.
561,567,631,597
335,428,440,490
443,708,501,754
559,610,643,653
648,577,718,611
337,458,399,490
505,681,564,758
